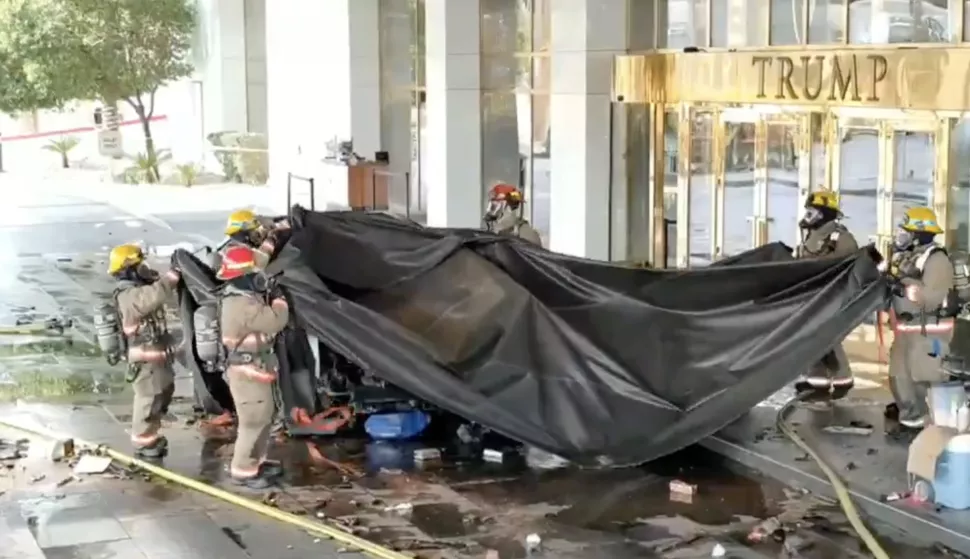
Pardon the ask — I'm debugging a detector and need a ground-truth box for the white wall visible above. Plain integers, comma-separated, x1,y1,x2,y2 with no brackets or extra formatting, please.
265,0,380,213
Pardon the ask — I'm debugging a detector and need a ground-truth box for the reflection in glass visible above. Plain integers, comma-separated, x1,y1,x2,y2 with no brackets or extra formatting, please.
712,0,769,47
664,113,679,267
810,113,826,190
531,93,551,245
809,0,845,43
723,122,756,257
689,113,715,266
379,0,426,223
891,132,935,229
839,127,879,249
771,0,806,44
667,0,709,48
482,92,525,198
626,105,651,263
950,119,970,253
767,124,801,249
848,0,950,44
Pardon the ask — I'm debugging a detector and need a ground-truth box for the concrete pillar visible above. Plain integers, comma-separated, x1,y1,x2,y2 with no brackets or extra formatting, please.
244,0,268,134
549,0,627,259
265,0,381,211
199,0,248,136
424,0,482,228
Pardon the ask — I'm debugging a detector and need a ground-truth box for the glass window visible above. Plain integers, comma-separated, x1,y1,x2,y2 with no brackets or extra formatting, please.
848,0,950,44
667,0,709,48
950,118,970,254
771,0,806,44
480,0,550,243
711,0,769,47
379,0,426,223
808,0,845,43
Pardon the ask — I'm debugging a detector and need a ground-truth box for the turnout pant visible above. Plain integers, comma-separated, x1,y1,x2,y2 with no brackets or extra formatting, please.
226,367,276,478
796,344,854,399
131,364,175,448
889,330,951,427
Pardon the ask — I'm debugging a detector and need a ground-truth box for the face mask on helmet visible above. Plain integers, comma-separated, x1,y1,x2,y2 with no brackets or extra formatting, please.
484,199,505,222
799,207,824,229
893,227,914,250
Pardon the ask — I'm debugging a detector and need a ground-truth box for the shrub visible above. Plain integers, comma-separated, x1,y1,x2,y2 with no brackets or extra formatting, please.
175,163,199,186
42,136,81,168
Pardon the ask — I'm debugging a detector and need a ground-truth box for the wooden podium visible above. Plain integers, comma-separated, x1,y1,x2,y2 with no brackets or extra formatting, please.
347,162,390,211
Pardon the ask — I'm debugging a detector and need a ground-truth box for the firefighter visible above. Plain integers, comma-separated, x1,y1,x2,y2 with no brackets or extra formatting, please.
217,245,290,489
107,244,180,458
793,190,859,401
219,209,290,269
885,207,954,430
484,184,543,246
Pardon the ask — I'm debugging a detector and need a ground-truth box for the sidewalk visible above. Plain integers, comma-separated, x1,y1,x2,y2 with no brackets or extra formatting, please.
0,404,365,559
8,170,285,226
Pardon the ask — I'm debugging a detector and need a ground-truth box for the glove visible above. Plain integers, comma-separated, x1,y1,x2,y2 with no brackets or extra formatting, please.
164,268,181,284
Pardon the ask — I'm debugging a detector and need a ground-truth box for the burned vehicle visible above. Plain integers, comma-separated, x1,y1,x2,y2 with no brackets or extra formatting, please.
175,207,888,467
175,237,440,441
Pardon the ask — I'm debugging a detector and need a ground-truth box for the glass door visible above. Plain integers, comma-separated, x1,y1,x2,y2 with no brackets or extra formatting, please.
763,114,808,249
676,107,717,267
833,116,882,253
716,108,758,259
888,122,937,241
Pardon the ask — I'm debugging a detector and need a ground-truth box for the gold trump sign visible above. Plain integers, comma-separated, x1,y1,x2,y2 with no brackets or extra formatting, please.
613,47,970,111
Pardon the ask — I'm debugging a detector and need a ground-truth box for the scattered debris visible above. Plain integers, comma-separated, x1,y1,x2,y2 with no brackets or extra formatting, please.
669,479,697,495
747,517,781,543
882,491,909,503
413,448,441,462
485,550,500,559
783,534,814,555
384,502,413,515
30,474,46,483
822,425,873,436
0,438,29,461
73,455,112,475
711,543,726,557
525,533,541,553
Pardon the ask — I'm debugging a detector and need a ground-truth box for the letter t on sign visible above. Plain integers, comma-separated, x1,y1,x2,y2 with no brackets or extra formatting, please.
753,57,772,99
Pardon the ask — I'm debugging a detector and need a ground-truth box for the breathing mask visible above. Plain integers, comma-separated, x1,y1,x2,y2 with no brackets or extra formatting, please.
798,207,823,230
893,227,914,250
483,199,505,223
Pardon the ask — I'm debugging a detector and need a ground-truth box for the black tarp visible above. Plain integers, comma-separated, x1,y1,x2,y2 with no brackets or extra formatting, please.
174,208,888,467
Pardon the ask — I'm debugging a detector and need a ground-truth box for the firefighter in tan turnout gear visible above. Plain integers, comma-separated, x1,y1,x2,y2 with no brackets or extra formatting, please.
484,183,543,246
105,244,180,458
885,207,956,430
219,209,290,269
792,191,859,401
217,245,290,489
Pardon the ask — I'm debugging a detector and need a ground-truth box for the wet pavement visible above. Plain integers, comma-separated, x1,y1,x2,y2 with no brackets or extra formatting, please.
0,182,961,558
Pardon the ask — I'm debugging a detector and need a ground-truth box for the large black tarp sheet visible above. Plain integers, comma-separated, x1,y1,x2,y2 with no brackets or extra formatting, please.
175,208,888,467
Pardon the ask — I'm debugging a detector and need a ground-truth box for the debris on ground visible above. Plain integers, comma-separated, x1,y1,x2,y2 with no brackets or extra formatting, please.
525,533,541,553
710,542,726,557
822,424,874,436
0,438,29,461
669,479,697,504
73,454,112,474
746,516,782,543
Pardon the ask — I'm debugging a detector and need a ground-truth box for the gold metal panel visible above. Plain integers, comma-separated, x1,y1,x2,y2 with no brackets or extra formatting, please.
712,108,726,261
876,123,894,256
650,105,667,267
614,48,970,111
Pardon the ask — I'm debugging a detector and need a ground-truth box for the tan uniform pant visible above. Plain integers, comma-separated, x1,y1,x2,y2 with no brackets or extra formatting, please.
131,363,175,447
889,330,951,423
226,368,276,478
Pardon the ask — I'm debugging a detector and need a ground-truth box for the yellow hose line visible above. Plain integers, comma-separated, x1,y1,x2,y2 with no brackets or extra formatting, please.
778,396,890,559
0,419,412,559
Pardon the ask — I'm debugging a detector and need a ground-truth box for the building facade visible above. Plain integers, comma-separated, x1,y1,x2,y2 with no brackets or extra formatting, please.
234,0,970,264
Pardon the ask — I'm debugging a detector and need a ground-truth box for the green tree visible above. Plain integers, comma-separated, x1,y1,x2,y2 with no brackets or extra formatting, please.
0,0,197,178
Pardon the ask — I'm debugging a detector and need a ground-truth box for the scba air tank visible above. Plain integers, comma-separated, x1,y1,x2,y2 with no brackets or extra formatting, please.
92,302,123,363
193,305,222,370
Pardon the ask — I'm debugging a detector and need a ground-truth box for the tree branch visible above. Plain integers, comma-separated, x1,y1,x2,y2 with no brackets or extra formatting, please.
147,87,157,119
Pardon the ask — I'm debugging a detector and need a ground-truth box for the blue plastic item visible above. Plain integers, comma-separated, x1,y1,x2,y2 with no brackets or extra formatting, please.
934,434,970,510
364,411,430,440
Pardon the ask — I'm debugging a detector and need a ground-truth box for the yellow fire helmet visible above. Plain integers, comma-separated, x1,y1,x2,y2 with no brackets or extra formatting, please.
900,206,943,234
225,209,259,236
107,244,145,275
805,190,840,212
